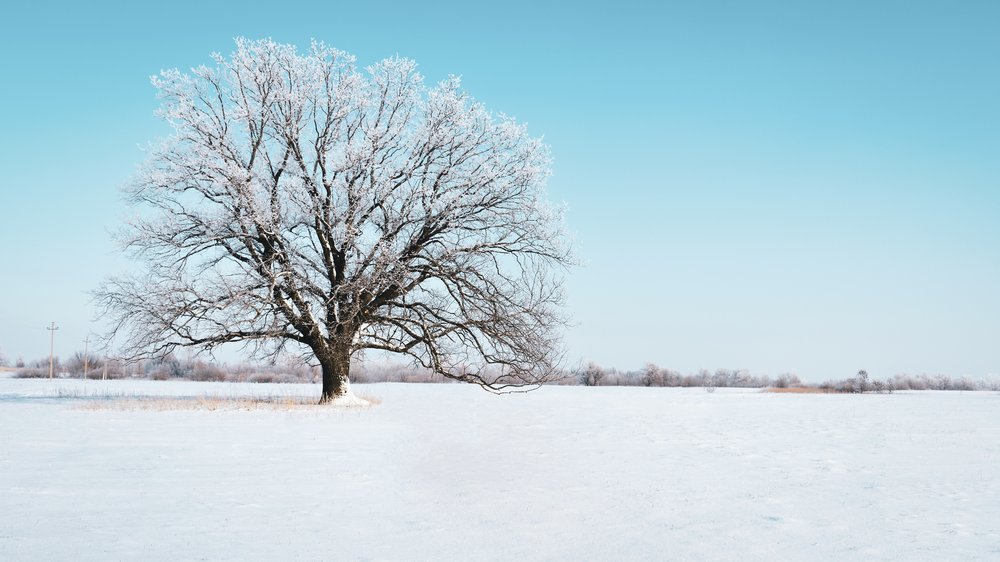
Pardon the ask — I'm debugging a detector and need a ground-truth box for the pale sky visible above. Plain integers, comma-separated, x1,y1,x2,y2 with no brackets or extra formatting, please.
1,1,998,381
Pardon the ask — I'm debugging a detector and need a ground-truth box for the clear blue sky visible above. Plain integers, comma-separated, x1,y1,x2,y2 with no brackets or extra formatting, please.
1,0,998,381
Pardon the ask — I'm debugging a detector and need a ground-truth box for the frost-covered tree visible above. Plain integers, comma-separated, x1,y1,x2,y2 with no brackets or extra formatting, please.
97,39,571,403
575,362,607,387
855,370,869,393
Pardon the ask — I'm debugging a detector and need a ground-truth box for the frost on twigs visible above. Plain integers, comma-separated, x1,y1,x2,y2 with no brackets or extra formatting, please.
95,38,572,402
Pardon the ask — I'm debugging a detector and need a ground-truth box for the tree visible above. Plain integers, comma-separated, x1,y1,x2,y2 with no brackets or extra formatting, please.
575,362,607,387
640,363,664,387
855,370,869,393
65,351,105,378
96,39,571,403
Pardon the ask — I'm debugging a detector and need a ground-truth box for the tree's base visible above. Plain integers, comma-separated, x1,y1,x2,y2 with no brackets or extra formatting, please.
318,378,370,406
318,390,371,406
318,391,371,407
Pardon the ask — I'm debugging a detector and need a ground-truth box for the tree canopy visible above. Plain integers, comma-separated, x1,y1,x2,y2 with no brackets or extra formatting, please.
97,38,571,402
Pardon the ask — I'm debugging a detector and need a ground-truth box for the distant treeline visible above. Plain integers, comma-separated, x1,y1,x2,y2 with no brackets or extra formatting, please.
8,352,999,392
566,363,801,388
567,363,1000,392
10,352,453,384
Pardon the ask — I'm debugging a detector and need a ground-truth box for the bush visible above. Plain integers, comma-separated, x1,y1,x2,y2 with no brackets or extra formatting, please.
17,357,62,378
100,359,129,379
190,364,227,382
144,355,185,378
869,380,894,394
575,362,607,386
640,363,664,387
247,372,303,384
149,367,173,381
248,372,277,384
773,373,801,388
821,370,896,393
14,367,49,378
64,352,105,378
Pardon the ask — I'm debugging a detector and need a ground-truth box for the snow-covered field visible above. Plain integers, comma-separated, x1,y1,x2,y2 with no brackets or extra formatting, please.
1,378,997,561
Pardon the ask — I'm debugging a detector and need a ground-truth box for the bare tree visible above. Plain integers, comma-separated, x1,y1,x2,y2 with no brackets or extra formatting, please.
96,39,571,403
575,362,607,387
855,370,869,393
640,363,664,387
65,351,104,378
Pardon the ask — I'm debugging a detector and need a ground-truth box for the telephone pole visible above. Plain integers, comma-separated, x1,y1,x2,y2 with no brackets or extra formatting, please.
83,336,90,380
47,322,59,379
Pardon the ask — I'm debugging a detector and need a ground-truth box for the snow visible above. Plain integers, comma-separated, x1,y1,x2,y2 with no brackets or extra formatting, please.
1,379,998,560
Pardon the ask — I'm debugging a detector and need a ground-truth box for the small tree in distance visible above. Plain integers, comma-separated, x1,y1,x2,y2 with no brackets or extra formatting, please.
576,362,607,387
856,370,869,393
96,39,572,403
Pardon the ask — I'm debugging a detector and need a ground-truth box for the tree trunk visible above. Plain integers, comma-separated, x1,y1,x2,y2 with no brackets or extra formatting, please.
318,342,352,404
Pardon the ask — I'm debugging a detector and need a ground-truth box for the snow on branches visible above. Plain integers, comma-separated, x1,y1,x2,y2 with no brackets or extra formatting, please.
97,38,571,400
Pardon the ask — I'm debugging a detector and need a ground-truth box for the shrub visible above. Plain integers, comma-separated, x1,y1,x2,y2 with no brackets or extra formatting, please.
869,380,894,394
576,362,607,386
190,364,227,382
149,367,173,381
144,355,184,378
247,372,303,384
773,373,801,388
64,352,105,378
640,363,664,387
17,357,63,378
14,367,49,378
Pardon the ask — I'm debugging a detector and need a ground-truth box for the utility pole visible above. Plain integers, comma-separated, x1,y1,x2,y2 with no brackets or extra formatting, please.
47,322,59,379
83,336,90,380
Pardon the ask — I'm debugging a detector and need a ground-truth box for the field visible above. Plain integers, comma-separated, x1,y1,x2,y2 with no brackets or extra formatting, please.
1,378,998,560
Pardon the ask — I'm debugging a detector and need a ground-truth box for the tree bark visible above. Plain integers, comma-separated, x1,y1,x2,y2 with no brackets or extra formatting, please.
318,341,352,404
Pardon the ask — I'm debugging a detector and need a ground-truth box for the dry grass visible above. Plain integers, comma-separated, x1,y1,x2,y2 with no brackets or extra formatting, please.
764,386,834,394
78,393,381,411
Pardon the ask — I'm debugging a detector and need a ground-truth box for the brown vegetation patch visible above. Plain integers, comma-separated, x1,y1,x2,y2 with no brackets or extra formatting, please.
764,386,834,394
